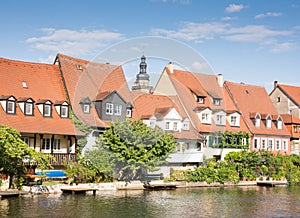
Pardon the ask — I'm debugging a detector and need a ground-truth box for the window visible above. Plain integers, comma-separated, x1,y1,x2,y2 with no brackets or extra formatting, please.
44,104,52,117
266,118,272,128
276,140,280,150
231,116,237,126
114,105,122,116
197,97,204,104
53,139,61,150
294,126,298,133
254,139,258,149
268,140,273,150
22,137,30,146
173,122,178,131
242,138,247,145
25,102,33,115
7,100,16,114
42,138,51,150
262,139,266,149
277,119,282,130
255,116,260,128
126,109,132,118
216,114,224,125
165,122,170,130
277,96,281,102
183,121,190,130
283,140,287,151
213,98,220,106
60,105,68,118
83,104,90,114
106,103,113,115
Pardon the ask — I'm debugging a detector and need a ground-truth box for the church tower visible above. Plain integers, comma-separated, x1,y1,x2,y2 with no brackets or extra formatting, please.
132,55,153,93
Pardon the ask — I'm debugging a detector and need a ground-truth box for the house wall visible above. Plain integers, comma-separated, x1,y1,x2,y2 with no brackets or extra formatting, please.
21,133,76,154
95,93,127,121
251,135,290,155
153,70,177,96
270,88,300,117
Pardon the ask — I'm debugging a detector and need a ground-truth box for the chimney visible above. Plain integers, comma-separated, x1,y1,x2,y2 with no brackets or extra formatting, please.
274,81,278,89
217,74,223,88
167,62,174,74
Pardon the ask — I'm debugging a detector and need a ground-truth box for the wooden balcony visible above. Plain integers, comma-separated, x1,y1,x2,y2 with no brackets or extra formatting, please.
50,153,77,166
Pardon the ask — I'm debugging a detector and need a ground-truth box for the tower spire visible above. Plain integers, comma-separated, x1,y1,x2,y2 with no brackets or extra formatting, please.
132,54,153,93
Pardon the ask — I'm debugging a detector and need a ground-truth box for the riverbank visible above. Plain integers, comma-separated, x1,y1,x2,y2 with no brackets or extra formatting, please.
21,178,287,194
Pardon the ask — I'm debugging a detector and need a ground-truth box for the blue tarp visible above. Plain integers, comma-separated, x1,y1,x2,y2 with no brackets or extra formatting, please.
35,170,66,178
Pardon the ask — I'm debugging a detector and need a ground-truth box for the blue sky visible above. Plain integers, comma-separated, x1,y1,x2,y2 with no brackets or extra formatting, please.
1,0,300,92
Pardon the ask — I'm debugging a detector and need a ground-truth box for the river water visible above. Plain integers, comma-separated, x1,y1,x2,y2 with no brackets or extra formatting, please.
1,186,300,218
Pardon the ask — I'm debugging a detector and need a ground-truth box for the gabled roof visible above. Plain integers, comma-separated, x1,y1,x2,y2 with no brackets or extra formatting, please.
225,81,290,136
56,54,132,128
281,114,300,124
0,57,82,136
273,83,300,106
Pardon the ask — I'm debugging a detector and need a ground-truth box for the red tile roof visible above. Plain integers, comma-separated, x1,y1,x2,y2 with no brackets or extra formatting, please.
276,84,300,106
225,81,290,136
0,57,83,136
56,54,132,128
166,69,249,133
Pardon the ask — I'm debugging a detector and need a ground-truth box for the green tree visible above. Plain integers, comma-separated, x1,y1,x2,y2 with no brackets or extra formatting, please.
0,126,52,189
100,119,176,181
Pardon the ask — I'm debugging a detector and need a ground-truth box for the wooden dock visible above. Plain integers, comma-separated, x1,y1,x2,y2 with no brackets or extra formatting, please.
0,190,28,198
61,187,98,195
256,180,287,187
143,183,177,190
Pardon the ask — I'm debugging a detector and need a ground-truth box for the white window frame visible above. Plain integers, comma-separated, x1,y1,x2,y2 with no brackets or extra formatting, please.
42,138,51,150
114,104,122,116
261,139,266,150
126,109,132,118
268,139,273,151
255,116,260,128
83,104,90,114
266,117,272,128
283,140,288,151
60,105,69,118
7,100,16,114
106,103,113,115
276,140,281,151
165,121,170,130
253,138,259,149
25,102,33,115
173,122,178,131
53,139,61,150
44,104,52,117
213,98,220,106
277,119,282,130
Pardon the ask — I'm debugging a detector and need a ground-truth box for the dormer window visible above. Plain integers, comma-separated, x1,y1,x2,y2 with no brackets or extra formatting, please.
79,97,91,114
126,109,132,118
7,97,16,114
213,98,221,106
83,104,90,114
44,103,52,117
17,98,34,116
182,118,190,131
277,117,283,130
54,101,69,118
266,116,272,128
197,97,205,104
25,100,34,116
277,96,281,103
77,64,83,71
255,114,261,128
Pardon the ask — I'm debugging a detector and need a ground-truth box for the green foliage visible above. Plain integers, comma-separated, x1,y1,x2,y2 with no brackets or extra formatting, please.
84,143,116,182
101,119,176,181
70,111,92,155
212,131,250,149
0,126,52,189
65,159,96,184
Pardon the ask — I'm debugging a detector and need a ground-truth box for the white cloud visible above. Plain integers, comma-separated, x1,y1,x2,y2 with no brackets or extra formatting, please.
26,28,124,56
221,16,237,21
190,61,210,72
151,22,294,53
255,12,282,19
225,4,246,13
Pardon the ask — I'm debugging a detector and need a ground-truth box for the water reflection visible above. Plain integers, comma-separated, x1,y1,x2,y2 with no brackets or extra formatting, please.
0,186,299,218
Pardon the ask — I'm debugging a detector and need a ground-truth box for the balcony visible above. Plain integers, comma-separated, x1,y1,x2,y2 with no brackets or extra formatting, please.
50,153,77,166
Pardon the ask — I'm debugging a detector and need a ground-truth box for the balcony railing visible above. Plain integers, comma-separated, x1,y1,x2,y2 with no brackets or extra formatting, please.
50,153,77,166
